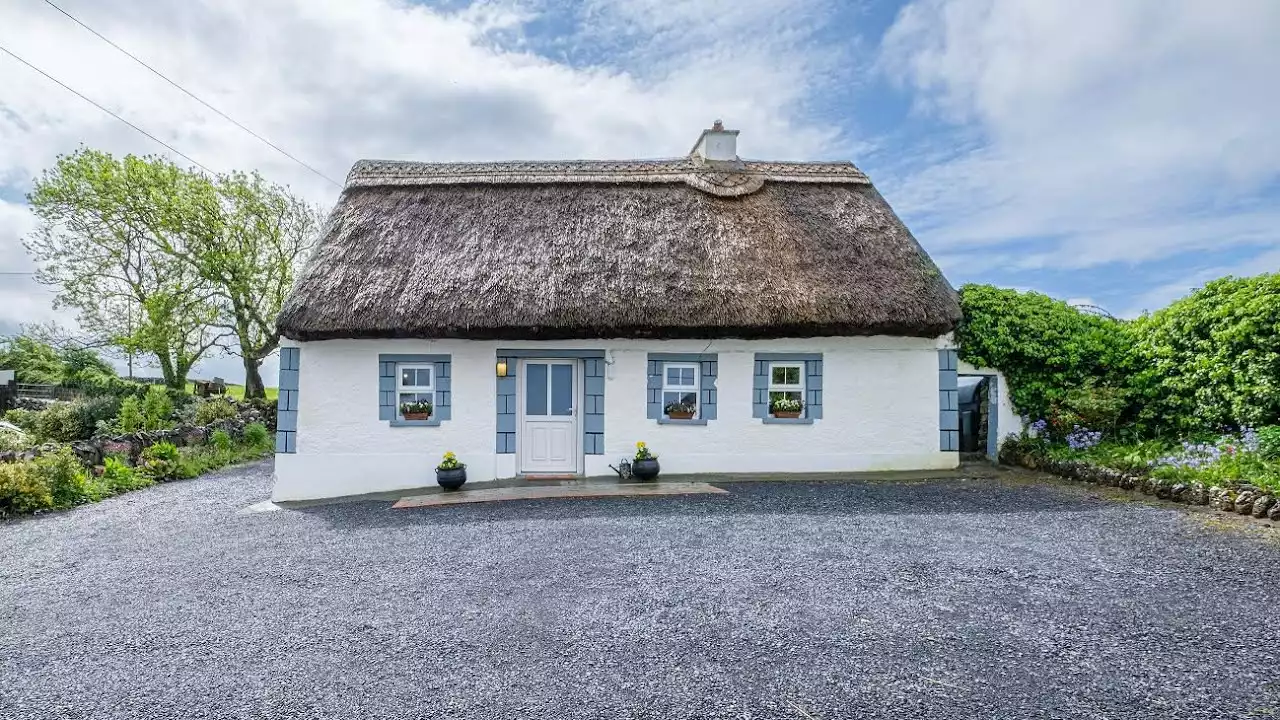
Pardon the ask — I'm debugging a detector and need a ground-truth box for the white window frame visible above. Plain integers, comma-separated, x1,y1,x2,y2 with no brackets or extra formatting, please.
396,364,435,419
661,362,700,419
767,362,805,416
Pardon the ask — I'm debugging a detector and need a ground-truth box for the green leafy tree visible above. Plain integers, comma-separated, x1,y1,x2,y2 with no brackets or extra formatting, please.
1129,273,1280,432
955,284,1136,423
25,149,223,389
0,335,65,384
164,172,320,398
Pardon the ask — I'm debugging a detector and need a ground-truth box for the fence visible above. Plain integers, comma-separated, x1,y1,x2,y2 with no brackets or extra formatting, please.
15,384,84,401
0,378,14,414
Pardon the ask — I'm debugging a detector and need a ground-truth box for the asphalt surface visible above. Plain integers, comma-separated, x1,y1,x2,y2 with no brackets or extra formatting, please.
1,460,1278,719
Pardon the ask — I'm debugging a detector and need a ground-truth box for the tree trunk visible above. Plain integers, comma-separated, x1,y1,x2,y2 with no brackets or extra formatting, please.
242,355,266,400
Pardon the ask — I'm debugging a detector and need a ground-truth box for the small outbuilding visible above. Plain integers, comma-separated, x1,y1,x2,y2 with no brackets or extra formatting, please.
273,123,966,500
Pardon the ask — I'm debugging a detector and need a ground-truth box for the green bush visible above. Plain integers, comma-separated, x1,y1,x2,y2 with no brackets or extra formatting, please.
242,422,270,450
210,429,232,452
139,441,181,482
0,431,30,453
0,462,53,515
100,456,151,494
194,398,238,426
35,403,90,443
1129,274,1280,433
32,446,103,507
1256,426,1280,460
142,385,174,431
117,395,143,433
3,408,40,433
76,395,121,434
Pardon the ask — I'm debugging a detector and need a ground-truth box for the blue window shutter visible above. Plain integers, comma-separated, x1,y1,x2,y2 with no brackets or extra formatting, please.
805,359,823,419
434,361,451,421
646,360,662,419
700,360,717,420
752,360,768,418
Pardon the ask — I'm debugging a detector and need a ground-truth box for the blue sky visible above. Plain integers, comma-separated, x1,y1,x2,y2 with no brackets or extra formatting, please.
1,0,1278,383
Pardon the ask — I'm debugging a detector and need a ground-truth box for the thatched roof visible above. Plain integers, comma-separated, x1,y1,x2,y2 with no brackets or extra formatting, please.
278,151,961,341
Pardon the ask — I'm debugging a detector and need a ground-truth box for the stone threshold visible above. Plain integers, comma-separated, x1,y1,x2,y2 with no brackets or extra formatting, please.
392,482,728,508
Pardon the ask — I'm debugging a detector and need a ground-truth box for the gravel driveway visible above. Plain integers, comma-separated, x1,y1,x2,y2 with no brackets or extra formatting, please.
2,461,1278,719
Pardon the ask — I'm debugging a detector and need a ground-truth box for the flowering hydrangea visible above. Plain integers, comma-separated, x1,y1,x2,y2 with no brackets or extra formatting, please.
1029,419,1049,435
1065,425,1102,451
1240,426,1260,454
1150,441,1222,471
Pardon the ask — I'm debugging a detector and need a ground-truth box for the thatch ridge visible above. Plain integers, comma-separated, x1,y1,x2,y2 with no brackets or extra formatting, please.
278,170,961,341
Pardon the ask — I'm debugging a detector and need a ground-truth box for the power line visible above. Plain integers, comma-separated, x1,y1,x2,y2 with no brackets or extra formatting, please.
0,43,216,175
42,0,342,188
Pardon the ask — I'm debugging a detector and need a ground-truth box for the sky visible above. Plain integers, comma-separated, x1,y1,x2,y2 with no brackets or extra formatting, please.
1,0,1278,386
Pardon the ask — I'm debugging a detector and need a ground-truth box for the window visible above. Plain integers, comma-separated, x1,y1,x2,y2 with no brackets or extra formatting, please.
662,363,699,418
768,362,804,414
397,364,434,418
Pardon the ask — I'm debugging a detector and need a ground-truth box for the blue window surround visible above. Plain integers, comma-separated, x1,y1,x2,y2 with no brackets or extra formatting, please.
646,353,717,425
753,353,822,424
496,349,605,456
276,347,300,453
939,349,959,451
379,354,451,427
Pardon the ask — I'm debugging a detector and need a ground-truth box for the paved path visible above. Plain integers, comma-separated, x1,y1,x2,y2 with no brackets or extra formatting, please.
1,461,1278,719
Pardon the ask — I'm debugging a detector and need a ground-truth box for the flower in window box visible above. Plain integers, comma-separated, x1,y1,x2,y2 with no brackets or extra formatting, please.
769,396,803,419
663,400,697,420
400,400,433,421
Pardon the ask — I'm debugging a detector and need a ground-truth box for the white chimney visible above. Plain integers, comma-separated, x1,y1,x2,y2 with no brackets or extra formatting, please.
691,119,739,163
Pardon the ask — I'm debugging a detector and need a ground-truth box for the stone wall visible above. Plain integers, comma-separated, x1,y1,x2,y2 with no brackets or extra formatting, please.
1003,448,1280,522
0,406,270,468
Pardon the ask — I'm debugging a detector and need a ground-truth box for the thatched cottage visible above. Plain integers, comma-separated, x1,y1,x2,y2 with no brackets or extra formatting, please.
272,123,974,501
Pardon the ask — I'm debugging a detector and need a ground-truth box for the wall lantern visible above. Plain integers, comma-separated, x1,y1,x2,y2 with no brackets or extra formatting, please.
496,360,508,377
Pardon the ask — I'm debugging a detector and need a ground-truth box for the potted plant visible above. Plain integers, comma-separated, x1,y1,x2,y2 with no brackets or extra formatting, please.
770,397,803,419
631,441,660,481
436,451,466,490
664,401,697,420
400,400,433,421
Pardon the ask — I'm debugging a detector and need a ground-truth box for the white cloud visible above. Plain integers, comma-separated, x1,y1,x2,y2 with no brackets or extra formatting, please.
0,0,847,380
878,0,1280,268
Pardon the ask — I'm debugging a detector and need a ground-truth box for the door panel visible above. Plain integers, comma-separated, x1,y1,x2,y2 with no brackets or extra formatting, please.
519,359,579,473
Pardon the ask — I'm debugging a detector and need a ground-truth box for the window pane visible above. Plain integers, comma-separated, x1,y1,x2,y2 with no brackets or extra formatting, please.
666,367,681,385
769,390,802,403
525,363,548,416
663,391,681,406
680,367,695,385
550,363,574,416
785,366,801,384
401,368,414,386
679,391,697,406
771,366,787,384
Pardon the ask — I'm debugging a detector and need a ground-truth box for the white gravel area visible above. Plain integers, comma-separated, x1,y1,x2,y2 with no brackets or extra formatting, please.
1,460,1278,719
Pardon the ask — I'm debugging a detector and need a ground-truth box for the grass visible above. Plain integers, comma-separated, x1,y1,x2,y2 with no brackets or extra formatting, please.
184,381,278,401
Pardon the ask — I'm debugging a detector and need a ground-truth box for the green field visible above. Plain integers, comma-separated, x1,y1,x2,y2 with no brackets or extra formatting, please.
185,381,279,401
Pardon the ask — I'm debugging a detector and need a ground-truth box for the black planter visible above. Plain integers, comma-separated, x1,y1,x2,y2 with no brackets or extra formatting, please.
436,466,467,490
631,458,660,481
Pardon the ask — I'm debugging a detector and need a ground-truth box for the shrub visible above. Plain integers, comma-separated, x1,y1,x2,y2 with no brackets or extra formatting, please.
3,408,40,433
35,402,90,443
140,442,181,482
76,395,121,435
117,395,143,433
32,446,102,507
194,398,238,426
1257,426,1280,461
177,446,235,479
100,456,151,494
0,428,31,452
1062,383,1128,433
242,422,270,450
210,429,232,452
142,385,174,431
0,462,53,515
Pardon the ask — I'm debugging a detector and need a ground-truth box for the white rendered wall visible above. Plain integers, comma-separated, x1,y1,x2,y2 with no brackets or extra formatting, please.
273,337,958,501
956,360,1024,451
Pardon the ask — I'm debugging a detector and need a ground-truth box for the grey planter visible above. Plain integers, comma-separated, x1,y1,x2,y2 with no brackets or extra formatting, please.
631,458,660,481
436,466,467,490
